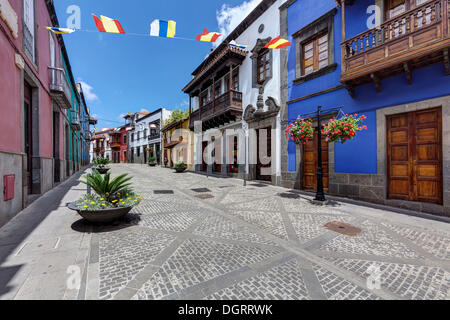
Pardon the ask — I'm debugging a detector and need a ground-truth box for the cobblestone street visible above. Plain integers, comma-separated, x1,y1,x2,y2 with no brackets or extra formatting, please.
0,164,449,300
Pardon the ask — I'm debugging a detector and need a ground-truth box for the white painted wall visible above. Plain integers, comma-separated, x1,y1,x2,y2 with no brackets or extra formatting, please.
234,0,283,178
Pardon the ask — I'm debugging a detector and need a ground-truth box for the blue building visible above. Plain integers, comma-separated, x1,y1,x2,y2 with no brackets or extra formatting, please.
280,0,450,216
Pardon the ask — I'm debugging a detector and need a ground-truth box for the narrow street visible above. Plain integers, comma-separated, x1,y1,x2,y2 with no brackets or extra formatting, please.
0,164,448,300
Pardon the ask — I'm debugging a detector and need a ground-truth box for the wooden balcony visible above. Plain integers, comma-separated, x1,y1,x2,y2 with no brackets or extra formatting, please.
341,0,450,94
189,90,243,131
49,67,73,109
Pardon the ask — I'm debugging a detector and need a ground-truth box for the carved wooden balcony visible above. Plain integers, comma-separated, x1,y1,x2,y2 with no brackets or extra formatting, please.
189,90,243,131
341,0,450,94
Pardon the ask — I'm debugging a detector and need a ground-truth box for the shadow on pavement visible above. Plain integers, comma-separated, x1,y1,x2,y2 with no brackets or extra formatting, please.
71,213,141,234
0,168,88,299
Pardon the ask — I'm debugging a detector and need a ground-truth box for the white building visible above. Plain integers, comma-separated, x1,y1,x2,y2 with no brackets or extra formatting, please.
183,0,284,184
126,108,172,164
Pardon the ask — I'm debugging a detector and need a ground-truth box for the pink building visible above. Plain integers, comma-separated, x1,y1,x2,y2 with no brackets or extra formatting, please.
0,0,85,226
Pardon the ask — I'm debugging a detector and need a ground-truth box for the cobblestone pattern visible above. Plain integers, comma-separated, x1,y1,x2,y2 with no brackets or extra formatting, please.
323,258,450,300
193,215,278,246
137,210,202,232
227,198,283,212
289,213,354,244
134,200,198,215
134,238,282,300
382,224,450,260
319,220,421,259
205,259,309,300
226,210,288,240
280,198,349,216
99,230,176,300
313,264,380,300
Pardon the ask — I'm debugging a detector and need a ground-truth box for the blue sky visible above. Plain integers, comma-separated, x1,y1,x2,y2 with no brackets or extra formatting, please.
54,0,262,129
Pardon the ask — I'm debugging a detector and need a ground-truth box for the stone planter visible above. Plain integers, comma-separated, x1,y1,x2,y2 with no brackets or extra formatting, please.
94,167,110,175
68,202,132,224
148,163,157,167
175,167,187,173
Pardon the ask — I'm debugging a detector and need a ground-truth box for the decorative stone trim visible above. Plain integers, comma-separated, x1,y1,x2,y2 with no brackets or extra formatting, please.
293,63,337,85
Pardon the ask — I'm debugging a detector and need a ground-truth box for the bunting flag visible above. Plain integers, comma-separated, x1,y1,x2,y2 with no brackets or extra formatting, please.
228,40,247,50
92,14,126,34
265,36,291,49
45,27,76,34
196,28,221,42
150,19,176,38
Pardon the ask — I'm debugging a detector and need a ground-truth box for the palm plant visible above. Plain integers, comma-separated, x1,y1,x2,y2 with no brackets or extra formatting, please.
94,157,111,167
80,171,133,202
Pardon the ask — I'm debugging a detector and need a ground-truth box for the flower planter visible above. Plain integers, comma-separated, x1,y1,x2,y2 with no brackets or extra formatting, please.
68,202,132,224
148,163,157,167
175,167,186,173
94,167,110,175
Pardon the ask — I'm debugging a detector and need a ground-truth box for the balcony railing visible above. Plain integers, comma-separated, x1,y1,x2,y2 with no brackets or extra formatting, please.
341,0,449,86
49,67,72,109
190,90,243,129
70,112,81,130
148,132,161,140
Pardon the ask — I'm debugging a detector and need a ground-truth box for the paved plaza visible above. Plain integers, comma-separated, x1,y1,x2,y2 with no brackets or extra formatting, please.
0,164,449,300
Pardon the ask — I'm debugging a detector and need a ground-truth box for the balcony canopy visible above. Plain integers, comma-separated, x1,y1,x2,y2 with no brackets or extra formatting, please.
183,46,248,94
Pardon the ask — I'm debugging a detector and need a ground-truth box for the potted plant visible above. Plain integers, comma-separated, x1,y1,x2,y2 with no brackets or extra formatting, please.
322,114,368,144
93,157,111,174
69,171,143,223
285,118,315,145
148,157,157,167
174,161,187,173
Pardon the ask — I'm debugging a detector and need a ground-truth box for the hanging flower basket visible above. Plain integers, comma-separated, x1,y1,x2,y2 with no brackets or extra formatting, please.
285,118,315,145
322,114,368,144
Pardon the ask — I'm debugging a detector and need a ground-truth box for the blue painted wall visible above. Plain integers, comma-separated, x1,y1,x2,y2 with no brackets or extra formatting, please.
286,0,450,174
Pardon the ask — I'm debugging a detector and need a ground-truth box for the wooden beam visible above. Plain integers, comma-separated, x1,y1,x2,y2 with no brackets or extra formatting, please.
403,62,412,85
444,49,449,76
344,83,355,98
370,73,382,92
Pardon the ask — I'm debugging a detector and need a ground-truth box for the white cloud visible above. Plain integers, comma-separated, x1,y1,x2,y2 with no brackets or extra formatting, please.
78,80,99,102
215,0,262,47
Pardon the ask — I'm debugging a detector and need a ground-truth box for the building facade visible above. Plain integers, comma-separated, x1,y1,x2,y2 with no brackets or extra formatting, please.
161,117,194,170
183,0,284,183
281,0,450,216
127,108,172,164
0,0,94,226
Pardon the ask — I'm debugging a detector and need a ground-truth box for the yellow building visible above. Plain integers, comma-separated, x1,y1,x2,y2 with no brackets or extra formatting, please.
161,117,194,171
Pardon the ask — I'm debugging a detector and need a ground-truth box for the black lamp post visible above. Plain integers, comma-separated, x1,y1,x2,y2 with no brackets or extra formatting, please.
315,106,326,202
297,106,343,203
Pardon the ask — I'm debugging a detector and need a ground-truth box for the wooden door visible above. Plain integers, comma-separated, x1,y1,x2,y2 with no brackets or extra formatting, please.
213,142,222,173
387,108,443,204
202,142,208,172
256,127,272,181
385,0,408,20
229,136,239,174
24,83,33,194
302,133,329,192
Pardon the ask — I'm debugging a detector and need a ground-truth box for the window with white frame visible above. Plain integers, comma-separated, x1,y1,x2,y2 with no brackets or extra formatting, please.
23,0,35,61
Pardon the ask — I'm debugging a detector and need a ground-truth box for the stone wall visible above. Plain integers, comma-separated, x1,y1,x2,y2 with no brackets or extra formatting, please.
0,151,24,227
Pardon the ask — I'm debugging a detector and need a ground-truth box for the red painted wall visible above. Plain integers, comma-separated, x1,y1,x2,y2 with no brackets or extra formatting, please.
0,0,65,158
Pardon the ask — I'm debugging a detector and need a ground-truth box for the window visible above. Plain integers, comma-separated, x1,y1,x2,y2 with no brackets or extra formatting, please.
131,133,134,142
302,33,329,76
137,132,140,140
23,0,35,61
137,147,140,157
144,129,147,139
123,135,127,144
257,49,270,84
292,8,337,84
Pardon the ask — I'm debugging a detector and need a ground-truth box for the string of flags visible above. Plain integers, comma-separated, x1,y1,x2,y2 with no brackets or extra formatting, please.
45,14,291,49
